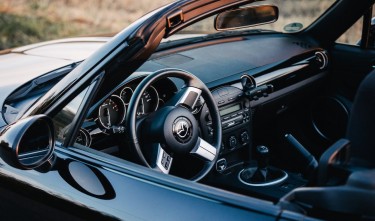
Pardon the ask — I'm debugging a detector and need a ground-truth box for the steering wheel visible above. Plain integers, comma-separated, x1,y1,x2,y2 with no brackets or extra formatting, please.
125,69,222,181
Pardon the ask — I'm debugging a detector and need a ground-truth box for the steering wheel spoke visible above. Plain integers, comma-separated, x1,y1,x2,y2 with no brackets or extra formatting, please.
153,144,173,174
191,137,217,161
168,87,202,110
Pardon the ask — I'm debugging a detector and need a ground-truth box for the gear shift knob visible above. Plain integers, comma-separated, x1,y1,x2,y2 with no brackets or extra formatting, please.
256,145,269,169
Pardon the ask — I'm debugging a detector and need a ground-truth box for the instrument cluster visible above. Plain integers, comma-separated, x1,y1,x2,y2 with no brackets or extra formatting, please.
96,80,171,132
75,77,176,149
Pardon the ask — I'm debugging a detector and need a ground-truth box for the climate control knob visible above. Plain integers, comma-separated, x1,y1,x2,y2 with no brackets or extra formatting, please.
228,136,237,149
241,131,250,145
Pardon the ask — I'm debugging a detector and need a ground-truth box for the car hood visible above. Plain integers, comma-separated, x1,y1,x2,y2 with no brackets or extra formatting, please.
0,34,203,95
0,37,110,127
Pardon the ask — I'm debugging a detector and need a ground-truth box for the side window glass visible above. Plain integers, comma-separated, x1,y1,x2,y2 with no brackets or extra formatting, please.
336,17,363,46
53,87,89,145
337,5,375,46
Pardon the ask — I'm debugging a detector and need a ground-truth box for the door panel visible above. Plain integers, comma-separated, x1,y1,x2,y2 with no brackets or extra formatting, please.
330,44,375,100
304,44,375,144
0,149,281,221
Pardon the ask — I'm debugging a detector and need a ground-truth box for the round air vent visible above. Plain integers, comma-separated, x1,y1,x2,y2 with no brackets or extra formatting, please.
315,51,328,70
311,96,349,141
240,74,256,89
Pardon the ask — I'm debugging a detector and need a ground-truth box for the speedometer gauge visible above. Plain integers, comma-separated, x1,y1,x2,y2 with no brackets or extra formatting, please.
98,95,126,129
137,86,159,116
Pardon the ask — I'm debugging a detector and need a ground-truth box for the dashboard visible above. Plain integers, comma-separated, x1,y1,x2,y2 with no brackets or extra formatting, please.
73,35,329,159
64,34,331,194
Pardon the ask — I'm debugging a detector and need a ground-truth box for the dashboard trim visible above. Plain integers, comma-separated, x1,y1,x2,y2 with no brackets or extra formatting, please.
255,64,309,86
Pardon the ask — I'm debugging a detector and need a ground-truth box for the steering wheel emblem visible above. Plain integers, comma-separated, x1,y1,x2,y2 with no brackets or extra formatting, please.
177,121,189,138
173,117,193,143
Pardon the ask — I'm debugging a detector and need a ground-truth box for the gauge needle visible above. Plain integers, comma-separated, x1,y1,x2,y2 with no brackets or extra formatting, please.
142,98,145,114
105,108,111,127
138,98,144,116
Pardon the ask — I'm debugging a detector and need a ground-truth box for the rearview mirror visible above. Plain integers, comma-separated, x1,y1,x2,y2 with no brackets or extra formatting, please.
215,5,278,31
0,115,55,169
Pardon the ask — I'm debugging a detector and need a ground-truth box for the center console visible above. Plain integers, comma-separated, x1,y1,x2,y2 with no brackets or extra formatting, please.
200,86,251,158
199,51,329,201
201,84,307,202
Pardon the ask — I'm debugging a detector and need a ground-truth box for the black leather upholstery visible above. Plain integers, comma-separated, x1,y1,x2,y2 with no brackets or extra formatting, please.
346,69,375,168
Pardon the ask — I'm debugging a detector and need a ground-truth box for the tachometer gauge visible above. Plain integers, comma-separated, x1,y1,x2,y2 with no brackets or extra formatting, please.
98,95,126,129
137,86,159,116
120,86,133,104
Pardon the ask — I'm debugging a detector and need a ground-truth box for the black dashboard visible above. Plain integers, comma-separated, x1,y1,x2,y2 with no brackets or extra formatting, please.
76,33,328,160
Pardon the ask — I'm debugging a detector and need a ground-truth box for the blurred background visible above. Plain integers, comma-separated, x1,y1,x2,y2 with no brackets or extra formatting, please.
0,0,173,50
0,0,361,50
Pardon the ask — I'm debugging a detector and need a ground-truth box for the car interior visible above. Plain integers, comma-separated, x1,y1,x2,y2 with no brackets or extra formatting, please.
2,0,375,220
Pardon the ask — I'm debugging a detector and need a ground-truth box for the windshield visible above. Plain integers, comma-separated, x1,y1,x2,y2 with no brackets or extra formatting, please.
171,0,336,37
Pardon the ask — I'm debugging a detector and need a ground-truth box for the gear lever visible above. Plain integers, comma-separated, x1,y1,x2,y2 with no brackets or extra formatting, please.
252,145,270,182
257,145,269,168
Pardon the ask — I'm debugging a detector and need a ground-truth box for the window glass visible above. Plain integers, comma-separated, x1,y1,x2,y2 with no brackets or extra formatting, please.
336,17,363,45
337,5,375,46
255,0,336,33
173,0,336,35
53,87,89,144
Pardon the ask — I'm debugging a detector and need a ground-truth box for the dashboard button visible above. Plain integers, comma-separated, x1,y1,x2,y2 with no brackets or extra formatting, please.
227,121,235,127
228,136,237,149
240,131,250,145
216,158,227,172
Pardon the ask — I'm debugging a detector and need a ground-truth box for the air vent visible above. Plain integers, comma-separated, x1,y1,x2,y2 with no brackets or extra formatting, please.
292,41,312,49
167,10,184,28
315,51,328,70
241,74,257,89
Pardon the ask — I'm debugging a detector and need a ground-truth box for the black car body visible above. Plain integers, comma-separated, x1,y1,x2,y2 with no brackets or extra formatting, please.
0,0,374,220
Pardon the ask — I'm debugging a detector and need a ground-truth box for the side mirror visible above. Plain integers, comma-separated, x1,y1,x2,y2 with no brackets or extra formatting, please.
0,115,55,169
215,5,278,31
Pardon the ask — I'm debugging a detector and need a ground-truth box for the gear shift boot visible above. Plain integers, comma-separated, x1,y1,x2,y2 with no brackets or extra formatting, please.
239,145,288,186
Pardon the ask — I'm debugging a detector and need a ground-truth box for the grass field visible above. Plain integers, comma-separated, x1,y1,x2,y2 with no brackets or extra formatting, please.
0,0,173,49
0,0,360,50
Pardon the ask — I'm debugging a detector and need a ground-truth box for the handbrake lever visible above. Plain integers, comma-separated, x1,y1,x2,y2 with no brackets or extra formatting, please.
285,134,318,181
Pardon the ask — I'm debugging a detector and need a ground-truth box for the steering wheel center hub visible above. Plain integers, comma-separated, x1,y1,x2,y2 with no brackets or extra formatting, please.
172,117,193,143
